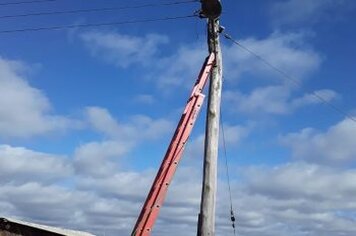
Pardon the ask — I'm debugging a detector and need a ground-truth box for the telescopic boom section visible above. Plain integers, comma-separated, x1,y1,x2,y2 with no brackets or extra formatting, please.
131,53,216,236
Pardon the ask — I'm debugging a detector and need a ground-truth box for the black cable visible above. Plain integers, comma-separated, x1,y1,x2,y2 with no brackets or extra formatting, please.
0,0,198,19
223,32,356,123
0,14,196,34
220,109,237,236
0,0,58,6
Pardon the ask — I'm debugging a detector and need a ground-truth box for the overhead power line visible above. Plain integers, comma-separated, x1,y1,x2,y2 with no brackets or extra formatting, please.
0,0,58,6
0,0,198,19
223,32,356,123
0,14,196,34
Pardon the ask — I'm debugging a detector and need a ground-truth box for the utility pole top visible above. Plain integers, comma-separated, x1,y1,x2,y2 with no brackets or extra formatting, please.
200,0,222,19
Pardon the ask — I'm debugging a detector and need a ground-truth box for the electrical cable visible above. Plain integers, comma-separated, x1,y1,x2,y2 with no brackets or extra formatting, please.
0,14,196,34
220,108,237,236
0,0,198,19
223,32,356,123
0,0,59,6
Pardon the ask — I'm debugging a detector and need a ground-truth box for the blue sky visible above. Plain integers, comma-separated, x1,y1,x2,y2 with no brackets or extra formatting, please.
0,0,356,235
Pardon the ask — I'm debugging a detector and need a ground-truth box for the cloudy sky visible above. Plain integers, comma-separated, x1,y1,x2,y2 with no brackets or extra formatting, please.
1,0,356,235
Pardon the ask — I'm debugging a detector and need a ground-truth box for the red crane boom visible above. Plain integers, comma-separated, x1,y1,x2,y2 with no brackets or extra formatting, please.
131,53,216,236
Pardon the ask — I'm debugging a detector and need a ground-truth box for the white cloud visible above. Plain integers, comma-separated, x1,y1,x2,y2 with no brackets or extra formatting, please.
153,44,207,89
244,162,356,202
221,123,251,145
1,27,354,236
0,56,75,138
224,32,322,82
224,86,337,115
225,85,291,115
85,106,121,137
0,182,98,229
78,107,174,177
291,89,338,108
1,141,356,235
85,106,174,142
281,118,356,164
238,162,356,235
154,32,321,90
76,169,154,202
0,145,72,183
79,30,208,90
270,0,352,26
149,30,327,120
134,94,155,105
222,33,337,116
271,0,334,25
201,32,328,117
79,31,321,94
184,122,251,163
73,140,132,177
130,114,174,140
80,31,169,68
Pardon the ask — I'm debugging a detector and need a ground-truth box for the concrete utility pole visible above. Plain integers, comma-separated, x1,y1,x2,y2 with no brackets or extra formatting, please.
198,0,223,235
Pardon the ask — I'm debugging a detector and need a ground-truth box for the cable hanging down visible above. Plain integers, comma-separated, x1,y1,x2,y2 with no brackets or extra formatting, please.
220,109,237,236
0,14,196,34
222,32,356,123
0,0,198,20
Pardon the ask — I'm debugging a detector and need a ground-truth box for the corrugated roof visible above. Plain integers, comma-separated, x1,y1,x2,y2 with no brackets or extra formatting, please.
1,217,95,236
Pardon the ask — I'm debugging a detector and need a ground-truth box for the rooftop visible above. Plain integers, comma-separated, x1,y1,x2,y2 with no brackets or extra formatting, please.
0,217,95,236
